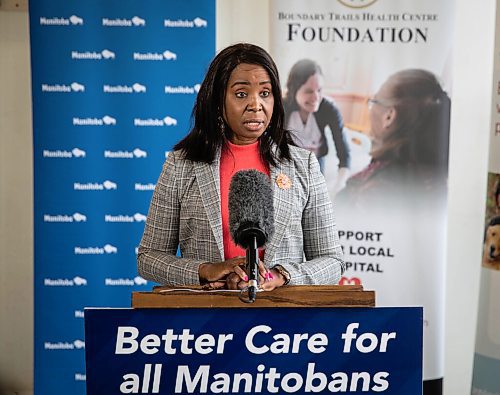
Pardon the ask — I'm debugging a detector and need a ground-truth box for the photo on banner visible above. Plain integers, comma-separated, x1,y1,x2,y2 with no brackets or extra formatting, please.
269,0,454,392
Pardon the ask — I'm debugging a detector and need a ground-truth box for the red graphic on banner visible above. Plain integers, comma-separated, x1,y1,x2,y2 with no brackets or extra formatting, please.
339,276,362,286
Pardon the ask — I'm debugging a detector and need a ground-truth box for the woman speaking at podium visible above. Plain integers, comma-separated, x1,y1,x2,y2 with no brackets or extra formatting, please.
137,43,344,291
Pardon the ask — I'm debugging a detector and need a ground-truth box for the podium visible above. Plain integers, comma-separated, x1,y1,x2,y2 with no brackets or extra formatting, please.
85,286,423,394
132,284,375,308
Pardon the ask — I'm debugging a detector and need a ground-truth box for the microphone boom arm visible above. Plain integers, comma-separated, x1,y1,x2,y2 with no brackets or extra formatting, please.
246,234,259,303
237,226,265,303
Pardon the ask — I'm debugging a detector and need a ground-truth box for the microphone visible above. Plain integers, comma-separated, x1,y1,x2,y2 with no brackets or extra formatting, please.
229,170,274,302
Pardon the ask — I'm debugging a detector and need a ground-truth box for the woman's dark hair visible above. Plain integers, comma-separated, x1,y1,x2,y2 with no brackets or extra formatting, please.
174,43,293,165
284,59,323,122
372,69,451,177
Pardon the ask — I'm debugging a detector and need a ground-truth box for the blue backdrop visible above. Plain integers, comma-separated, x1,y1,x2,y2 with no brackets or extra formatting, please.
29,1,215,393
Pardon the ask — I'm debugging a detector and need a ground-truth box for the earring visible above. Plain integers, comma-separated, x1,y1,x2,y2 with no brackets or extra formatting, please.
218,116,225,135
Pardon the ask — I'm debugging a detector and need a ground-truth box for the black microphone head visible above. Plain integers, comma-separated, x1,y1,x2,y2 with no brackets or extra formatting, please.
228,169,275,248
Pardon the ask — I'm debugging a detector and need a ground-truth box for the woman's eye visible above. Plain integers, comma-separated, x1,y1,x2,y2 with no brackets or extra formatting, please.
261,91,271,98
235,92,246,98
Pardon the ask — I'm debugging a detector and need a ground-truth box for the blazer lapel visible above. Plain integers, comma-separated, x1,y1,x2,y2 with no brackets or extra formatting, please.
265,158,295,266
193,150,224,261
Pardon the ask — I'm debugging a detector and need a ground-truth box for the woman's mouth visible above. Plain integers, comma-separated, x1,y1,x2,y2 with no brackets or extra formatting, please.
243,120,265,131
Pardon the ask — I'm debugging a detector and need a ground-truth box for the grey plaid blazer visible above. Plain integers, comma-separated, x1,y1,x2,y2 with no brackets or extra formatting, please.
137,145,344,285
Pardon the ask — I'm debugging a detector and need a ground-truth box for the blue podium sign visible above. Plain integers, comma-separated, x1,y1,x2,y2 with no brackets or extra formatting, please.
85,307,422,394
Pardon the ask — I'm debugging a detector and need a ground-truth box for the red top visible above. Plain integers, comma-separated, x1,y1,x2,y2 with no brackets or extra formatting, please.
220,141,270,260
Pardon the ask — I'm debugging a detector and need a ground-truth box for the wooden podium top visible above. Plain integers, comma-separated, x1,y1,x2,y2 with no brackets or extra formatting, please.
132,285,375,308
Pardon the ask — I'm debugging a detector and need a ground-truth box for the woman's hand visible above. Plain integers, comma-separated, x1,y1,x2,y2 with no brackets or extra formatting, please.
198,257,245,288
260,267,287,291
225,262,286,291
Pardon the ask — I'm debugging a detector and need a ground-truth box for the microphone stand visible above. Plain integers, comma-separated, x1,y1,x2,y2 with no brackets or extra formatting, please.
246,235,259,303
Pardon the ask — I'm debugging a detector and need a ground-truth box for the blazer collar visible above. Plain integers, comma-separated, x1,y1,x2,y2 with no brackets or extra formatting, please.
193,145,296,266
265,156,295,266
193,148,224,261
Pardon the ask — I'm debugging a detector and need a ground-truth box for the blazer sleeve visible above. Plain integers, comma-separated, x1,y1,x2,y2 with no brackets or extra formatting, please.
137,152,204,285
278,152,345,284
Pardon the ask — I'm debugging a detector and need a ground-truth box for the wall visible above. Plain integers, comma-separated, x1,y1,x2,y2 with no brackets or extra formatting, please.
444,0,495,393
0,0,495,393
0,9,33,395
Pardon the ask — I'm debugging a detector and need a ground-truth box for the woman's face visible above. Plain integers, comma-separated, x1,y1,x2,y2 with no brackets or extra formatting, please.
223,63,274,146
295,72,323,114
369,79,397,142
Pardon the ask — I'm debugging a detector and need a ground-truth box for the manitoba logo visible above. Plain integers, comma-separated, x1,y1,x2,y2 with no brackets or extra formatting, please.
40,15,84,25
134,116,177,127
75,373,86,381
163,50,177,60
135,182,155,191
43,212,87,222
69,15,84,25
44,276,88,286
164,84,200,94
131,16,146,26
104,276,148,286
102,49,115,59
133,49,177,61
104,213,147,222
73,180,117,191
74,243,118,255
103,148,147,158
103,115,116,125
73,148,86,157
73,115,116,126
336,0,378,8
103,180,117,189
71,49,115,60
43,147,86,158
44,339,85,350
164,16,208,28
74,310,84,318
103,83,146,93
41,82,85,93
164,116,177,126
74,213,87,222
193,17,208,27
71,82,85,92
134,213,147,222
102,16,146,26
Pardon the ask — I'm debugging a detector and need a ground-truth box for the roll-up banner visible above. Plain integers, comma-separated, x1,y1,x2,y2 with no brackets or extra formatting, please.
472,2,500,394
28,1,215,393
270,1,454,393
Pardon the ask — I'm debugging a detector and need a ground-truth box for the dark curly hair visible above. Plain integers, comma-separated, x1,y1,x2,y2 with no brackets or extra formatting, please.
174,43,294,166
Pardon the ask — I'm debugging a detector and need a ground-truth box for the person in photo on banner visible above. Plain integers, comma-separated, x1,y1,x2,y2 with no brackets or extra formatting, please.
284,59,351,194
482,174,500,270
137,43,344,291
337,69,451,208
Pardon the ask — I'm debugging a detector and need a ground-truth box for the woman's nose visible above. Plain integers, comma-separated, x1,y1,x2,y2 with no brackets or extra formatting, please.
247,94,262,111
